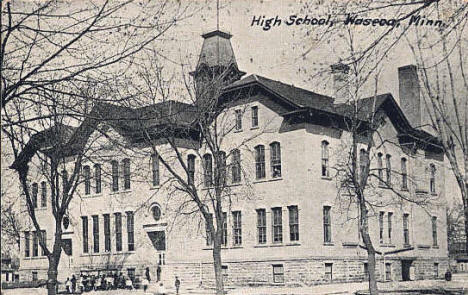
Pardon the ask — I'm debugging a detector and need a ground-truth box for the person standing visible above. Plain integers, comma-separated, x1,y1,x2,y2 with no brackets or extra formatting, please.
71,275,76,293
175,276,180,295
156,264,161,282
65,277,71,294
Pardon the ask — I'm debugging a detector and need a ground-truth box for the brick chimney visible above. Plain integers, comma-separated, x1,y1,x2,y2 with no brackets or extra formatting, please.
331,63,350,104
398,65,422,129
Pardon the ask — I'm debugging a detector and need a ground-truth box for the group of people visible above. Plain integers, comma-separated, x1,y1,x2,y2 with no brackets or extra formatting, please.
64,272,135,293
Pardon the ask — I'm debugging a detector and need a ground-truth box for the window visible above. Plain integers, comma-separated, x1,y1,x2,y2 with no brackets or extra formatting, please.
432,216,438,247
434,263,439,278
203,154,213,187
205,213,213,246
221,212,228,246
363,263,369,279
40,231,46,256
272,264,284,283
127,211,135,251
232,211,242,246
325,263,333,282
32,231,38,257
40,181,47,207
255,145,266,179
111,160,119,192
403,213,410,245
215,151,226,186
359,149,368,182
388,212,393,244
379,211,384,244
231,149,241,183
31,183,38,208
430,164,436,193
257,209,267,244
235,109,242,131
127,268,136,281
288,206,299,242
270,142,281,178
123,158,130,190
272,207,283,243
401,158,408,190
251,106,258,128
222,265,228,278
32,271,38,282
385,263,392,281
151,205,162,222
385,154,392,186
323,206,332,243
377,153,384,186
151,154,160,186
94,164,101,194
103,214,111,252
92,215,99,253
62,169,68,196
321,141,329,177
187,155,196,185
115,213,122,252
82,217,89,253
25,231,30,257
83,165,91,195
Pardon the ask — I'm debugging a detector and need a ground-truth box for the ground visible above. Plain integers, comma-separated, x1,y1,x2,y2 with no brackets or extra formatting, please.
2,273,467,295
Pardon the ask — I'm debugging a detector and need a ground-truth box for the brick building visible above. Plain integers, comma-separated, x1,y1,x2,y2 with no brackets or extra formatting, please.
17,30,448,287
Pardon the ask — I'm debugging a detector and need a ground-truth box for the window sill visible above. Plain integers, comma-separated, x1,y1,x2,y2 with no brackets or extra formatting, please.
403,244,412,248
431,193,438,196
286,242,301,246
323,242,334,246
253,177,283,184
269,243,284,247
250,126,259,130
83,193,103,198
254,244,268,248
432,245,439,249
400,188,409,192
81,251,133,257
321,176,333,181
149,186,160,190
24,256,47,260
342,242,358,247
234,129,243,133
380,244,396,248
230,246,243,249
110,189,132,195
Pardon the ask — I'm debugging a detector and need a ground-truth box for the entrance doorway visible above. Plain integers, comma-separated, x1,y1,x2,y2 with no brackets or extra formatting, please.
402,260,412,281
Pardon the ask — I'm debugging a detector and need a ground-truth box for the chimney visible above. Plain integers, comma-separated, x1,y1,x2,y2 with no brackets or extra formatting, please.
398,65,422,129
331,63,350,104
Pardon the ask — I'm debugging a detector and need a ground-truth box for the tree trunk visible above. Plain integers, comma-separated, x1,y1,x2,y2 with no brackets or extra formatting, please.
367,248,379,295
212,237,224,295
464,182,468,254
359,196,379,295
47,255,58,295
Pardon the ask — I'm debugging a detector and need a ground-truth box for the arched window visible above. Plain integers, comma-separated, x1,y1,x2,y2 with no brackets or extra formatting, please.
377,153,383,186
187,154,196,185
203,154,213,187
385,154,392,186
83,165,91,195
401,158,408,190
254,145,265,179
359,149,368,182
270,142,281,178
94,164,101,194
122,158,131,190
231,149,241,183
321,141,329,177
111,160,119,192
151,204,162,222
430,164,436,193
151,154,160,186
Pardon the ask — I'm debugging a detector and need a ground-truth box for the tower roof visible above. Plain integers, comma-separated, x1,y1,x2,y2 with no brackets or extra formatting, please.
195,30,239,70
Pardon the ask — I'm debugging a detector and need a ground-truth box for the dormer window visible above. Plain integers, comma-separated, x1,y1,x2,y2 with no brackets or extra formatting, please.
270,142,281,178
111,161,119,192
83,165,91,195
235,110,242,131
401,158,408,190
321,141,329,177
123,158,131,190
429,164,436,194
251,106,258,128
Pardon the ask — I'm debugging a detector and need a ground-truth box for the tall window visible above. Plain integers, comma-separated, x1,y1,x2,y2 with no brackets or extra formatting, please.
401,158,408,190
221,212,227,246
403,213,410,245
215,151,226,186
25,231,30,257
115,213,122,251
103,214,111,252
232,211,242,246
257,209,267,244
385,154,392,186
231,149,241,183
432,216,438,247
325,263,333,282
377,153,384,185
40,230,46,256
40,181,47,208
323,206,332,243
94,164,101,194
272,207,283,243
111,160,119,192
359,149,368,182
123,158,130,190
32,231,38,257
388,212,393,244
82,216,89,253
31,183,38,208
203,154,213,187
385,263,392,281
270,142,282,178
430,164,436,193
127,211,135,251
83,165,91,195
151,154,160,186
187,155,196,185
288,206,299,242
251,106,258,128
379,211,385,244
255,145,266,179
235,109,242,131
321,141,329,177
92,215,99,253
